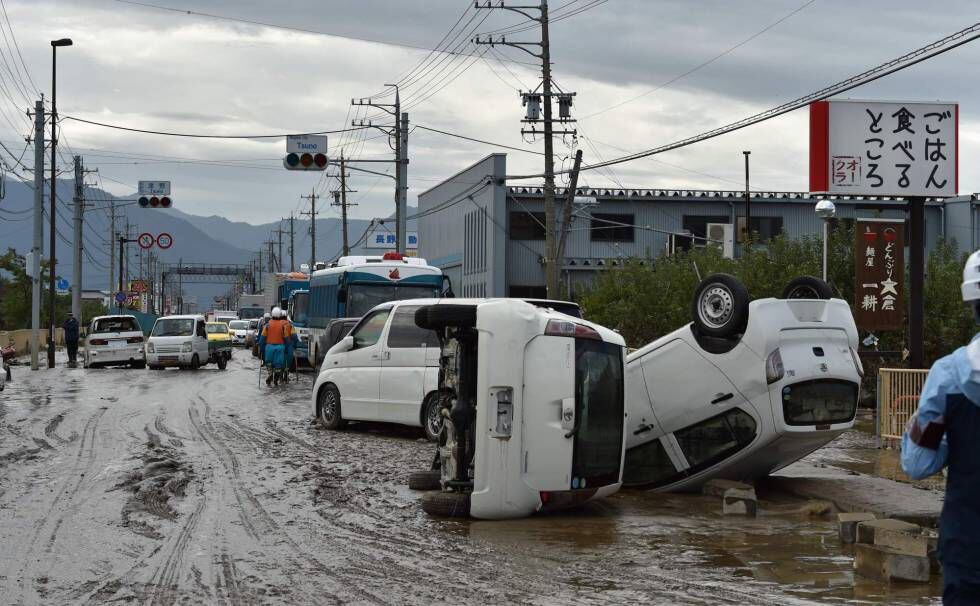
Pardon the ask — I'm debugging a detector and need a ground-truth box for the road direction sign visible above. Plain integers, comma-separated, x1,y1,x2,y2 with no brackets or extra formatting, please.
56,278,70,295
115,291,127,304
138,232,155,249
156,232,173,249
284,135,328,171
138,180,171,196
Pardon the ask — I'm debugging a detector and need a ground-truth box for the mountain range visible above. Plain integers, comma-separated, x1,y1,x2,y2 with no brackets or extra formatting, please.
0,179,415,307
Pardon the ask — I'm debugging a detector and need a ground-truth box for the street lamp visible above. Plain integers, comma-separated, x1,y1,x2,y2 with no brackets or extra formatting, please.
47,37,72,368
815,199,837,282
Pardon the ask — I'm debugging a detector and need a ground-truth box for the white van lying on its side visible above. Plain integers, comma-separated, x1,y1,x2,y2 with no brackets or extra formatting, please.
623,274,863,492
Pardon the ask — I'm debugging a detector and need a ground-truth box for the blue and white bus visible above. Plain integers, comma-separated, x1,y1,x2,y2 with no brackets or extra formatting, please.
306,253,449,365
287,288,311,365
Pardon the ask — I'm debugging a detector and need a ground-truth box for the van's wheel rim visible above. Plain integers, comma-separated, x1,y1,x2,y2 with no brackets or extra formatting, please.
425,401,442,439
320,390,339,425
785,285,819,299
699,284,735,328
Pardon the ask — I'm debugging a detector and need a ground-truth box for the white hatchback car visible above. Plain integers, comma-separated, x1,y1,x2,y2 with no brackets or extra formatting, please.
227,320,250,347
84,315,146,369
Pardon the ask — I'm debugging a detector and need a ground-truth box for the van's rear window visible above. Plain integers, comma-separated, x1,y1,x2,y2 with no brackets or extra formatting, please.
93,317,138,333
781,380,858,426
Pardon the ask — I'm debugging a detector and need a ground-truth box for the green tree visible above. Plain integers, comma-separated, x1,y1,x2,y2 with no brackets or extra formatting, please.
0,247,105,330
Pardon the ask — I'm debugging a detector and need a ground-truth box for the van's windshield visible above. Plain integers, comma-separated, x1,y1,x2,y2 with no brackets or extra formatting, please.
151,318,195,337
571,339,624,488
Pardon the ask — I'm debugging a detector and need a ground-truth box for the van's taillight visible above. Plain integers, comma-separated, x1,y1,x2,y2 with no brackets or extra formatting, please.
540,491,551,504
765,348,784,384
545,319,600,340
127,336,144,344
89,339,108,345
850,347,864,378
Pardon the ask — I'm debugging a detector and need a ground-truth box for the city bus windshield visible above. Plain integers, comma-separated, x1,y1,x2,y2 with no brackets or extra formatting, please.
347,284,440,317
239,307,264,320
290,293,310,326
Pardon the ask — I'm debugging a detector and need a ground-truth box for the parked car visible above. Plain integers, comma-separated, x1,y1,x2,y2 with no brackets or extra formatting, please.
245,319,260,348
403,299,627,519
83,315,146,369
204,322,233,370
314,317,360,367
312,298,584,441
227,320,250,347
146,315,217,370
623,274,862,492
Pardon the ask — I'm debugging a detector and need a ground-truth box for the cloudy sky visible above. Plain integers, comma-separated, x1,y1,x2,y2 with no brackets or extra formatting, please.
2,0,978,225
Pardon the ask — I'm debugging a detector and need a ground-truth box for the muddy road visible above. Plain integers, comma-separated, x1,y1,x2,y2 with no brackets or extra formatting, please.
0,354,939,604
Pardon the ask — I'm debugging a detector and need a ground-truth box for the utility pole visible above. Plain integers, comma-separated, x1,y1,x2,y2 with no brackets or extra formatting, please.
107,201,116,302
30,98,44,371
352,85,405,251
475,0,575,298
273,224,286,273
268,240,276,273
556,149,583,297
909,197,925,368
743,150,751,247
288,213,295,272
331,152,357,257
71,155,83,321
300,190,318,270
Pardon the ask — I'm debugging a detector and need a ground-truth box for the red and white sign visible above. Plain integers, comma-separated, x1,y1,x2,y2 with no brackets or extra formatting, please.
138,232,155,249
156,232,173,249
810,100,958,197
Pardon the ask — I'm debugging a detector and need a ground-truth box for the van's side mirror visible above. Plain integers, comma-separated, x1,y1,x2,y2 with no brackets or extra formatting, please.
337,288,347,304
338,335,355,352
442,275,455,298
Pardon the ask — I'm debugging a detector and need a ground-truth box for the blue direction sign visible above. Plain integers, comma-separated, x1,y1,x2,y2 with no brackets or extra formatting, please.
114,291,127,304
56,278,70,295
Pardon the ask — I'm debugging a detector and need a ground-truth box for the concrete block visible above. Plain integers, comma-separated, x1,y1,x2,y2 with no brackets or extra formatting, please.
702,479,753,498
875,527,931,557
856,518,920,545
838,512,877,544
854,543,930,583
722,487,757,517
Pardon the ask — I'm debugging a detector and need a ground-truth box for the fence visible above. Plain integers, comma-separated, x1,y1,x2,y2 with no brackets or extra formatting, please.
0,328,65,355
877,367,931,447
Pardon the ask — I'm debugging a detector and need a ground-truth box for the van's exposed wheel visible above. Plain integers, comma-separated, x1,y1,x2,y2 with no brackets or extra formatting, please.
692,273,749,338
149,365,163,370
421,491,471,518
421,394,444,442
131,360,146,369
190,354,200,370
415,304,477,331
782,276,834,300
408,470,442,491
217,357,227,370
317,384,347,430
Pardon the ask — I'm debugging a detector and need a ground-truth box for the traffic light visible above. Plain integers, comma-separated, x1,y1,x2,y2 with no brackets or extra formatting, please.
138,195,173,208
284,151,328,171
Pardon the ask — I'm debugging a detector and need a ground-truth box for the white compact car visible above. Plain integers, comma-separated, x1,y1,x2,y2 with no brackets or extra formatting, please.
312,298,586,441
623,274,862,492
227,320,250,347
403,299,627,520
145,315,212,370
84,315,146,369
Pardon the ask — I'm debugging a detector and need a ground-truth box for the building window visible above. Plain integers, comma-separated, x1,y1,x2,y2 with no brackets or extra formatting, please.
736,216,784,242
509,285,547,298
679,215,729,251
510,211,546,240
590,213,635,242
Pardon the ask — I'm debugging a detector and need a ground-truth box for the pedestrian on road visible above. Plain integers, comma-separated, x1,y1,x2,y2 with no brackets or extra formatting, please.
259,307,293,386
63,312,80,368
902,249,980,605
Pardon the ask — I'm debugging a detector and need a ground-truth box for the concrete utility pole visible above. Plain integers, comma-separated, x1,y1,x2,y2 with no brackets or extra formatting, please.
300,190,318,270
556,149,583,296
332,153,357,257
909,197,925,368
743,150,751,247
107,201,115,300
288,214,295,272
30,99,44,371
475,0,575,298
71,155,83,321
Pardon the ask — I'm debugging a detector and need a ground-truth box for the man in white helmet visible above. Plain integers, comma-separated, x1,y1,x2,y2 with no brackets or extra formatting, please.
902,249,980,603
259,307,294,385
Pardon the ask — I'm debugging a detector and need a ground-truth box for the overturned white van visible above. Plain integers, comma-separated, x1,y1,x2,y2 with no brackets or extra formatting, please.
623,274,863,492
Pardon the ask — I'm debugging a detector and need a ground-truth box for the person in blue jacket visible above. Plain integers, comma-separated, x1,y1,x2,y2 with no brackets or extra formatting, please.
902,249,980,605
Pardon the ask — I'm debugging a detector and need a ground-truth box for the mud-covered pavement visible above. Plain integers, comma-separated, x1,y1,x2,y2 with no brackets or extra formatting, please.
0,354,940,604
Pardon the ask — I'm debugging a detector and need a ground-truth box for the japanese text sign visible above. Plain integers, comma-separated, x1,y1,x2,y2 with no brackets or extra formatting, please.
138,180,171,196
364,226,419,250
854,218,905,331
810,100,958,197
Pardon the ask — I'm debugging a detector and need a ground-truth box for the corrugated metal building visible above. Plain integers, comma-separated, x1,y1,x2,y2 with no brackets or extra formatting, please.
418,153,969,298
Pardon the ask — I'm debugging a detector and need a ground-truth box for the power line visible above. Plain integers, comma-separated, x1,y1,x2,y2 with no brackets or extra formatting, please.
507,21,980,180
62,115,370,139
415,124,543,155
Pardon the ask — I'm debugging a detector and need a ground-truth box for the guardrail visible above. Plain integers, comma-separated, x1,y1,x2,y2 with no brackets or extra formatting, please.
876,367,931,447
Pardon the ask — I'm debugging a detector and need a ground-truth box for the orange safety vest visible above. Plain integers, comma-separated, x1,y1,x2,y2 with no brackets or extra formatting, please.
263,319,292,345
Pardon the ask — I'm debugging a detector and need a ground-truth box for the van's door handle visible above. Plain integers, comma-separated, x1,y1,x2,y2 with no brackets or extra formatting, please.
711,392,734,405
633,423,654,436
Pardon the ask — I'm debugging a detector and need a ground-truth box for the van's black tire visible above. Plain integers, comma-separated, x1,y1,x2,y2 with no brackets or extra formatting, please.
421,491,471,518
317,384,347,430
421,394,444,442
217,357,227,370
782,276,834,300
691,273,749,338
131,360,146,369
415,305,477,331
408,470,442,491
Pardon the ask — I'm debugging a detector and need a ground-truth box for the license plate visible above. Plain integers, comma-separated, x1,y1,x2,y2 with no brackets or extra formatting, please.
110,340,127,349
160,356,178,363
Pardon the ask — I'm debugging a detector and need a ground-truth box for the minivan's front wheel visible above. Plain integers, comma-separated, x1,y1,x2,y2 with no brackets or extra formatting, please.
782,276,834,300
421,491,471,518
692,273,749,338
421,394,444,442
317,384,347,430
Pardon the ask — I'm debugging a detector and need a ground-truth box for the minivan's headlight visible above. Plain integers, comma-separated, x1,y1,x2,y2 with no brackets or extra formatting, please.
765,348,784,384
181,342,193,353
146,342,155,353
